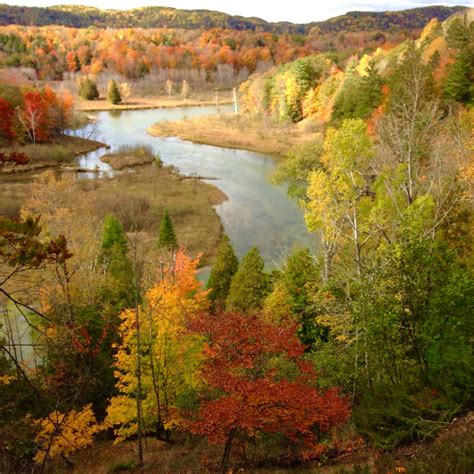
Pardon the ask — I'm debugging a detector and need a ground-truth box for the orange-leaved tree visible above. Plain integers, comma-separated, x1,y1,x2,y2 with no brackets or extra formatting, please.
106,250,209,443
183,311,350,472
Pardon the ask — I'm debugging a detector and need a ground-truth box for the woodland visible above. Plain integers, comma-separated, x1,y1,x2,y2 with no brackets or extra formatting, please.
0,3,473,473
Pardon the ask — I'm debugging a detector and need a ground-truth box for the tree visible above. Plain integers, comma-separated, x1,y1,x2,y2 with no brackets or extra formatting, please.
206,234,238,309
107,79,122,105
226,247,269,312
119,82,131,104
181,79,189,102
305,119,374,281
165,78,173,98
183,311,350,472
0,97,16,144
106,251,208,443
267,248,322,346
99,213,135,312
78,78,99,101
100,213,128,259
17,90,47,144
157,209,178,250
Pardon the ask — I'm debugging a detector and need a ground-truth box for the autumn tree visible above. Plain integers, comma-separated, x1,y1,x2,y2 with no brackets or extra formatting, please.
181,79,189,102
206,234,238,310
119,82,131,104
226,247,269,313
0,97,16,144
305,119,374,281
157,209,178,250
183,311,350,472
165,78,173,97
106,251,208,442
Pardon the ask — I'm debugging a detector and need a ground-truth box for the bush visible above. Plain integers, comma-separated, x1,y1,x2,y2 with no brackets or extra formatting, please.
78,78,99,101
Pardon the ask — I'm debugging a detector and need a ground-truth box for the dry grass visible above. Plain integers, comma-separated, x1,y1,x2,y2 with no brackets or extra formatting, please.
64,165,225,265
100,145,158,170
76,94,232,112
148,113,320,157
0,135,105,174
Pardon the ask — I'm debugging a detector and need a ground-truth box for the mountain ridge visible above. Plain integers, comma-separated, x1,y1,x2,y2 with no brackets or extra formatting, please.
0,4,468,33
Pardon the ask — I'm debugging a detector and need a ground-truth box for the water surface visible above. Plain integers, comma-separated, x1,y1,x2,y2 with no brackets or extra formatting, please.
73,106,315,266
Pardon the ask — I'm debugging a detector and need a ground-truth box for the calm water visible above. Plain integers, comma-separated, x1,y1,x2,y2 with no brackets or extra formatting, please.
73,106,315,267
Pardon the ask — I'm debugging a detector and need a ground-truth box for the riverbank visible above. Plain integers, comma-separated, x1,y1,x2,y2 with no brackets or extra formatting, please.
0,135,106,175
148,113,319,157
76,95,232,112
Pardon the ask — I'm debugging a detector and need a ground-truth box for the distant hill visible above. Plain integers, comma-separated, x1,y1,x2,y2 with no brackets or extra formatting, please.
0,4,468,33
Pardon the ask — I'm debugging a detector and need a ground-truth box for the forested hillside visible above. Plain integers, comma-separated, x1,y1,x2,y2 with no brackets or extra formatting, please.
0,3,466,33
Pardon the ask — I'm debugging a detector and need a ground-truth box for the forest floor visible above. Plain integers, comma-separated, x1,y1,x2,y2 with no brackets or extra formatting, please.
45,411,473,473
148,113,320,157
76,94,232,111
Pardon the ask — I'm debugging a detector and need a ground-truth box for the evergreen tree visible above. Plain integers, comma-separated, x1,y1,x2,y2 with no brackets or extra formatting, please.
279,248,323,346
157,209,178,250
99,213,135,311
78,77,99,100
107,80,122,105
226,247,269,313
444,49,474,104
207,234,239,309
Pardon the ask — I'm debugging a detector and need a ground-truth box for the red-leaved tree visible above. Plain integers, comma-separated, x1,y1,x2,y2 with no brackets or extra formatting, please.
0,97,16,144
183,311,350,472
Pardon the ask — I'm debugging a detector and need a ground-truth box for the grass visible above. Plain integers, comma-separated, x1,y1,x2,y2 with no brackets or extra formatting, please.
148,113,320,157
0,135,105,174
86,166,226,265
76,93,232,112
100,145,160,170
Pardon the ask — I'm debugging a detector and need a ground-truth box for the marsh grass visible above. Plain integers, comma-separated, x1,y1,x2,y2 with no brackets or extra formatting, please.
148,113,320,157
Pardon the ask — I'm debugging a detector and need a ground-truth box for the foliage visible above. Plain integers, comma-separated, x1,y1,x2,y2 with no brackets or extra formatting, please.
183,311,350,470
226,247,269,313
106,251,208,442
78,77,99,101
206,234,238,310
266,248,323,346
270,139,322,200
107,79,122,105
34,404,103,463
157,209,178,250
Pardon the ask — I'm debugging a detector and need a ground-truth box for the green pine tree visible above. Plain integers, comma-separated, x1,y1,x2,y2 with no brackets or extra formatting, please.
100,213,128,258
157,209,178,250
207,234,239,309
444,49,473,105
107,79,122,105
99,213,135,312
226,247,269,313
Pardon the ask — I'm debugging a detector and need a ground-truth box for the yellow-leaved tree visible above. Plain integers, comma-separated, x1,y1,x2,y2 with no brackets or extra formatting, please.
106,250,208,443
34,404,103,464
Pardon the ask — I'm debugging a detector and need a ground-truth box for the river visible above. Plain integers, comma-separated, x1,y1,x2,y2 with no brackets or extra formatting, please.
74,105,314,267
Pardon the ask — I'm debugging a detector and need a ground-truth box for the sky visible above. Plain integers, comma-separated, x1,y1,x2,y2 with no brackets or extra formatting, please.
3,0,471,23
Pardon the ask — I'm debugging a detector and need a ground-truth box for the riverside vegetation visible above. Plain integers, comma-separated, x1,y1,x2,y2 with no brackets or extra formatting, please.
0,5,473,474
